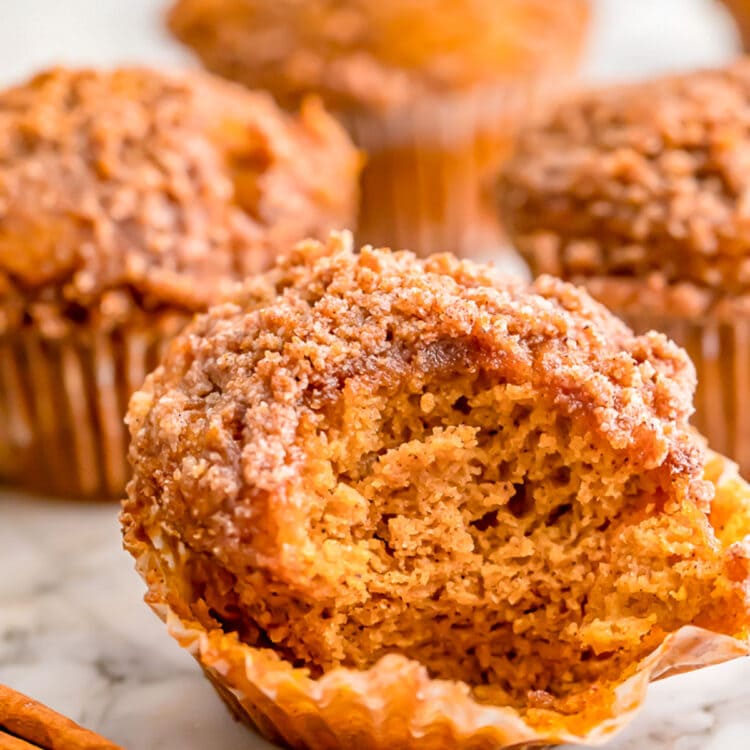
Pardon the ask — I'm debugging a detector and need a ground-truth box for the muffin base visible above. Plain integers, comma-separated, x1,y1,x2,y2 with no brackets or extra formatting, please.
124,451,750,750
0,322,180,499
344,81,532,259
722,0,750,50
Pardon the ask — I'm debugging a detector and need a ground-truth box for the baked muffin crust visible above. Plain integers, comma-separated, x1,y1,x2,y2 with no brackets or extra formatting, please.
167,0,590,111
500,60,750,318
0,67,359,334
124,233,750,715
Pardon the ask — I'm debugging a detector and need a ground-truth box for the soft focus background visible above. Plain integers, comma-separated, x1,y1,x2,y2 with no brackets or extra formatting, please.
1,2,749,750
0,0,741,88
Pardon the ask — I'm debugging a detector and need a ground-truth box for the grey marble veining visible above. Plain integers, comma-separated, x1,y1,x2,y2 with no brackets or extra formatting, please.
0,495,264,749
1,1,749,748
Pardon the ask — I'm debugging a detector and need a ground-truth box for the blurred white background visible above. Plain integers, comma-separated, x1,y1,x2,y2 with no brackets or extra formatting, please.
0,0,742,88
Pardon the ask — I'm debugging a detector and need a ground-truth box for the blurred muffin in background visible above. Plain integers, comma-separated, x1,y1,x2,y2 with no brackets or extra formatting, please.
168,0,590,258
0,66,359,499
500,59,750,475
722,0,750,49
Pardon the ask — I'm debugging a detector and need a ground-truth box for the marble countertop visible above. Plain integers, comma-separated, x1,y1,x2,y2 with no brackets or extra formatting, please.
3,494,750,750
2,1,750,748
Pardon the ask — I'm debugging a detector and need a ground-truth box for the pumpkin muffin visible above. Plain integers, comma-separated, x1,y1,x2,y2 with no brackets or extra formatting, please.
500,60,750,477
167,0,590,258
123,232,750,750
0,66,359,499
722,0,750,49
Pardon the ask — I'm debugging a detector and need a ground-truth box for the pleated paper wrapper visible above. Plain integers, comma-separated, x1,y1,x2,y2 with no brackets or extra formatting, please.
0,316,184,499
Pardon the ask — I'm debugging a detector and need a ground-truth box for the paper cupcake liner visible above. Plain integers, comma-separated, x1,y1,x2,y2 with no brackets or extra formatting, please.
616,312,750,478
0,323,180,499
343,74,576,261
125,451,750,750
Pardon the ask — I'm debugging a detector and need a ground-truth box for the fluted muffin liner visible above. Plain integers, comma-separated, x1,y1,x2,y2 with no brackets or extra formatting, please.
125,450,750,750
344,81,524,259
343,75,577,261
0,320,182,498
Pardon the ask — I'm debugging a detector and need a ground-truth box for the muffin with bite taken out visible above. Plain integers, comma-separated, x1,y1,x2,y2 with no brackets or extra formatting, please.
123,232,750,750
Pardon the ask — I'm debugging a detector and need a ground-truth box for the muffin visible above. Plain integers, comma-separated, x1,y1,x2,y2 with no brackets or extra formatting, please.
0,67,359,499
167,0,590,258
500,60,750,477
123,232,750,750
722,0,750,49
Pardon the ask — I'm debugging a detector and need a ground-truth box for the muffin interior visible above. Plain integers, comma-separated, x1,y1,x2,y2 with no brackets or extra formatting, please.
181,356,744,711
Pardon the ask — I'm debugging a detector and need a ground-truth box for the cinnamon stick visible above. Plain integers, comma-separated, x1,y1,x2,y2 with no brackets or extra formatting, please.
0,686,122,750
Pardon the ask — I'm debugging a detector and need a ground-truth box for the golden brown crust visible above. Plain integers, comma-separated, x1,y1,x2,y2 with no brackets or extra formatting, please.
0,685,122,749
122,234,750,725
500,59,750,317
134,227,686,459
127,234,703,528
167,0,590,112
0,67,359,335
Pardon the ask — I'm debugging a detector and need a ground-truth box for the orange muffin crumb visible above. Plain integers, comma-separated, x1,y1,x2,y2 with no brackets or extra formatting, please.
123,233,750,728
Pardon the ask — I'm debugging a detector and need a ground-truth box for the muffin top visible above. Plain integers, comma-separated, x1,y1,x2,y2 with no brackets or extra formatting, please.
0,67,359,335
500,60,750,317
128,232,698,478
123,234,750,716
168,0,590,111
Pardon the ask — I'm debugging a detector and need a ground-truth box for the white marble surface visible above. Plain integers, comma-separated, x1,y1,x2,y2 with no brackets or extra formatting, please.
3,494,750,750
2,1,750,749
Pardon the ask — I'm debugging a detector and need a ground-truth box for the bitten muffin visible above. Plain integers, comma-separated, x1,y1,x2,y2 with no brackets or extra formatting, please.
123,233,750,750
167,0,590,258
0,67,359,499
500,59,750,477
